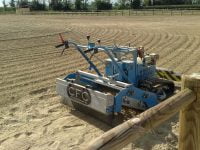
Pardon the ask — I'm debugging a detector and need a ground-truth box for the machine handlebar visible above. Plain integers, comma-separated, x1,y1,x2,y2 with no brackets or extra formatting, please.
84,48,99,54
84,48,94,53
55,43,65,48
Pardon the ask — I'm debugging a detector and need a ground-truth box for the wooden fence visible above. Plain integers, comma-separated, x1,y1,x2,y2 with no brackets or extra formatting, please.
0,11,16,15
18,9,200,16
16,8,30,15
83,73,200,150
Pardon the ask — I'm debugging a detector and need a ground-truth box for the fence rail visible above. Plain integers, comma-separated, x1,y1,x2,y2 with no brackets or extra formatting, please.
0,11,16,15
84,73,200,150
11,9,200,16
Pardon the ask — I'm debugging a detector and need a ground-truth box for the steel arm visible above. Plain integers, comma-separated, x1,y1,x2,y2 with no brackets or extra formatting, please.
97,47,130,83
68,41,102,76
68,41,132,83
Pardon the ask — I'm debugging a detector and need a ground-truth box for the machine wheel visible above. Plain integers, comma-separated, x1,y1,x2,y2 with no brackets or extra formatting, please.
156,88,167,101
139,78,175,102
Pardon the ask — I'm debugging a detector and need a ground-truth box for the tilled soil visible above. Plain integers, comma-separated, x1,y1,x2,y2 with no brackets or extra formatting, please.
0,15,200,150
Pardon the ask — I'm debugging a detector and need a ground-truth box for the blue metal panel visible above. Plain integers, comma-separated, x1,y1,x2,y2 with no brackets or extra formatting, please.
88,43,95,49
105,59,123,81
105,59,139,85
104,50,130,83
137,64,156,81
114,85,158,112
122,60,137,85
64,73,76,80
64,73,98,89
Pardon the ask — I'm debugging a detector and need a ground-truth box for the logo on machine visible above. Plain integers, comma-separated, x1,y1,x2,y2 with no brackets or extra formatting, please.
67,83,91,105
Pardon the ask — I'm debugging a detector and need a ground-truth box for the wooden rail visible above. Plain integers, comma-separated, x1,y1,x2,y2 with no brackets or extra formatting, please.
84,73,200,150
179,74,200,150
14,9,200,16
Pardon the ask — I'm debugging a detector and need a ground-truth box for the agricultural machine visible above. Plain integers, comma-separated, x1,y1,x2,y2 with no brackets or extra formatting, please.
55,33,179,124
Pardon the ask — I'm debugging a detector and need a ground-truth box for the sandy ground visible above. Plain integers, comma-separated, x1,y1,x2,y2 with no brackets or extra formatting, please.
0,15,200,150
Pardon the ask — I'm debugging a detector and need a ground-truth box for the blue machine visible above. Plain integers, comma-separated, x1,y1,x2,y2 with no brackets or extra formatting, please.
55,34,175,119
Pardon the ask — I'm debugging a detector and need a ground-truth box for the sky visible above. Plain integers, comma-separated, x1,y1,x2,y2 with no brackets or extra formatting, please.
0,0,9,7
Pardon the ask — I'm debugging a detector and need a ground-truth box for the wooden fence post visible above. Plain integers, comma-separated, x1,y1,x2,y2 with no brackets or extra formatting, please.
84,88,196,150
179,73,200,150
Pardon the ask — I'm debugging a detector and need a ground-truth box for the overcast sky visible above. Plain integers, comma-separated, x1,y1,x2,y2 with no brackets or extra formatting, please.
0,0,4,7
0,0,10,7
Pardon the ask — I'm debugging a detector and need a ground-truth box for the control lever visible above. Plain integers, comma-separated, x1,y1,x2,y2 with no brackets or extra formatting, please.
55,33,69,55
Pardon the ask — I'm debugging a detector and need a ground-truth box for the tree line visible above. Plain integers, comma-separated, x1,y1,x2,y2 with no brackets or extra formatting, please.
2,0,199,11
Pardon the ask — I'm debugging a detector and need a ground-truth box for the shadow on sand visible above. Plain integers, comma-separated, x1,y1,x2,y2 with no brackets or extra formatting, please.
64,100,178,150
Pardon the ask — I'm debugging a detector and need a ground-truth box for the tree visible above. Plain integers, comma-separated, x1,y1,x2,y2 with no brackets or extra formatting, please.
94,0,112,10
130,0,141,8
75,0,83,10
17,0,29,8
63,0,72,11
30,0,46,10
83,0,88,10
183,0,193,4
9,0,15,8
154,0,185,5
117,0,128,9
49,0,63,10
142,0,152,6
2,0,7,10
